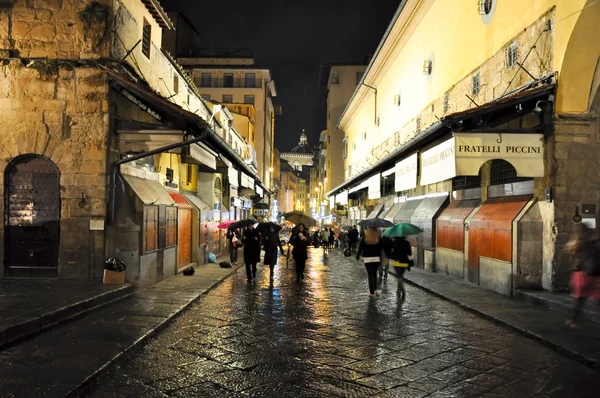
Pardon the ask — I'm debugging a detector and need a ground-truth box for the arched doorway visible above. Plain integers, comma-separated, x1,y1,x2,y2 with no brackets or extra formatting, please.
4,155,60,278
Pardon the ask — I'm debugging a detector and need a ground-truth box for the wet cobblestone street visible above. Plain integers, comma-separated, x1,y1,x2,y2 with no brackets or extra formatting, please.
90,248,600,397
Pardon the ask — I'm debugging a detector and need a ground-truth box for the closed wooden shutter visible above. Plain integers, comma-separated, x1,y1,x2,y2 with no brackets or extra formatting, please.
143,206,158,253
166,206,178,247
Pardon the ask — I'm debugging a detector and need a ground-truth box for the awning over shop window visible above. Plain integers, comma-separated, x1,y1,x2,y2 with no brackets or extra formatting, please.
382,167,395,177
420,133,544,186
366,204,384,219
349,181,368,194
190,143,217,170
122,175,175,205
169,192,192,208
181,191,211,210
368,173,381,199
395,153,418,192
228,167,239,187
117,130,185,153
335,191,348,205
384,203,404,222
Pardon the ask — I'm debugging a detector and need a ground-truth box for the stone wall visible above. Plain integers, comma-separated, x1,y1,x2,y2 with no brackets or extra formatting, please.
0,0,111,60
551,114,600,290
0,60,109,280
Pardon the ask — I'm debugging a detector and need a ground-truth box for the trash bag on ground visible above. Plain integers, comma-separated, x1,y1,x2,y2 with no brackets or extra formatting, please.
183,267,195,276
105,257,126,272
219,261,232,269
208,253,217,263
343,249,352,257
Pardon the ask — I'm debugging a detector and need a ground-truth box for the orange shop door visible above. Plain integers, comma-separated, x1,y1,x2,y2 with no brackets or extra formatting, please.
178,208,192,266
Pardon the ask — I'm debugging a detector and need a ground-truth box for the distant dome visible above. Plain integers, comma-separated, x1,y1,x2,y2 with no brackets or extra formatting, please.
291,129,313,154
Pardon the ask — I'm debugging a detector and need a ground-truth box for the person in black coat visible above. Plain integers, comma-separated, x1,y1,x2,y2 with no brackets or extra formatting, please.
242,224,261,282
390,236,412,301
226,228,240,264
263,225,284,280
356,228,383,297
348,226,359,253
290,223,309,282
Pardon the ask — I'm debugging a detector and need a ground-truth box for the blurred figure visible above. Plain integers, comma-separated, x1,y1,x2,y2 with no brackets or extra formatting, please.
348,226,359,253
263,225,284,281
356,228,382,297
322,227,330,252
329,229,335,249
226,228,240,264
390,236,412,302
290,223,309,282
379,233,393,280
565,223,600,328
242,223,261,282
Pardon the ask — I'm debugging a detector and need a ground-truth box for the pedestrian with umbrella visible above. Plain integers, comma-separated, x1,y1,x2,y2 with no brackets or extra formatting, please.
383,223,422,301
356,227,383,297
242,223,261,282
226,227,241,264
289,223,309,282
261,223,284,280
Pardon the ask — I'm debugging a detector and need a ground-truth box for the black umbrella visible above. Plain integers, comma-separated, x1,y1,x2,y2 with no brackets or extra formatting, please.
229,219,256,230
358,218,395,228
256,222,282,235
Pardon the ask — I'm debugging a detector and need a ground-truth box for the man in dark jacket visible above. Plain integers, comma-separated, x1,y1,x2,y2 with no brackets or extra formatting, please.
348,226,359,253
242,224,261,282
263,225,284,281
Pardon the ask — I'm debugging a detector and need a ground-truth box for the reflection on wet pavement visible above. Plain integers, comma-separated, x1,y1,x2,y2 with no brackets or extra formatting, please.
90,248,600,397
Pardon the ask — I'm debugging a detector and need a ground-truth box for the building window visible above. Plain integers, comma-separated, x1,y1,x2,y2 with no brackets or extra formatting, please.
361,131,367,140
356,71,364,85
245,73,256,88
472,72,481,96
200,73,212,88
200,94,210,100
222,94,233,103
294,162,300,171
223,73,234,88
443,93,450,113
331,70,339,84
416,116,422,133
480,0,497,24
142,18,151,59
244,95,255,105
173,75,179,93
507,42,519,68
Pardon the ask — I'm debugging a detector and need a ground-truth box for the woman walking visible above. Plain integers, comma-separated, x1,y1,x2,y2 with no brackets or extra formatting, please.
356,228,382,297
390,236,412,301
322,227,330,252
226,228,240,264
290,223,309,282
242,223,261,282
379,234,393,280
263,224,284,280
565,223,600,328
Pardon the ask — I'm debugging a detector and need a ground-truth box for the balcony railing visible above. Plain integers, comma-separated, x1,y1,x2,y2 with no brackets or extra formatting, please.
195,77,263,89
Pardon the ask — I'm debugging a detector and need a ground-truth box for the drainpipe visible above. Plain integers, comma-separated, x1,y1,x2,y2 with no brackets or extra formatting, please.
263,79,273,187
362,84,377,125
107,130,208,226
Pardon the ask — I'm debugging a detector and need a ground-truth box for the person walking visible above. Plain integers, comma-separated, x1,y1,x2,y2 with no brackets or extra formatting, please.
290,223,309,282
390,236,413,301
263,224,284,280
565,223,600,328
329,229,335,250
226,228,240,264
348,226,359,253
379,234,393,280
242,223,261,282
322,227,331,252
356,228,383,297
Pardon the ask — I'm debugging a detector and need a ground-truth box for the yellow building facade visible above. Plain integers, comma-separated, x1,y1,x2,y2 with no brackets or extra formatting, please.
330,0,600,295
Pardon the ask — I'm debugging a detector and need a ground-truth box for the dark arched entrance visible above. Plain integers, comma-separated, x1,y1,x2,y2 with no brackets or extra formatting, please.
4,155,60,278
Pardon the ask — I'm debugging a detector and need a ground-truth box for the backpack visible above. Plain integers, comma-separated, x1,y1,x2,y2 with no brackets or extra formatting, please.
343,248,352,257
182,267,195,276
582,240,600,276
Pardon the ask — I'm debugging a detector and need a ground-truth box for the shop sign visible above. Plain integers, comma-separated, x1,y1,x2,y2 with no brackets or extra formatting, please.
395,153,418,192
420,138,457,186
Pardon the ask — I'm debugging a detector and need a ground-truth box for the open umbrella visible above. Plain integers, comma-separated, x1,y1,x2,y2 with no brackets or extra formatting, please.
382,223,423,237
341,226,351,231
218,220,236,229
256,222,282,235
358,218,394,229
230,219,256,230
283,211,316,227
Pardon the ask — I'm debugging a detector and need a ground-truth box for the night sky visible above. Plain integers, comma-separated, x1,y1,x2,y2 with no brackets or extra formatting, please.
166,0,401,152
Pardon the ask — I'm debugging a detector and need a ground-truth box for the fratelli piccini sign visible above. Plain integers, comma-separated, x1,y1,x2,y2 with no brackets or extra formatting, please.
419,133,544,186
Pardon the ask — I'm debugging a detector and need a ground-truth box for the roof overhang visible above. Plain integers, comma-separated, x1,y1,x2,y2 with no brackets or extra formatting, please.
141,0,174,30
327,82,556,197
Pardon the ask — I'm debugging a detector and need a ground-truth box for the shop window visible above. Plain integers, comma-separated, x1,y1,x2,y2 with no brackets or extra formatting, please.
166,207,177,247
490,159,532,186
452,174,481,191
143,206,158,253
142,18,151,59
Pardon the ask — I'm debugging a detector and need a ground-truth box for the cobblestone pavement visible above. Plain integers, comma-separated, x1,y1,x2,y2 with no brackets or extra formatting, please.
89,248,600,397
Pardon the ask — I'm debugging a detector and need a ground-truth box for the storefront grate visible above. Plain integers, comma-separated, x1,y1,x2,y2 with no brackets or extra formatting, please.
490,159,532,185
452,175,481,191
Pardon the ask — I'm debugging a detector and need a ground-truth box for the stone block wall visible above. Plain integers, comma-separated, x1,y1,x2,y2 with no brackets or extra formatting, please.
550,114,600,290
0,0,111,59
0,60,110,280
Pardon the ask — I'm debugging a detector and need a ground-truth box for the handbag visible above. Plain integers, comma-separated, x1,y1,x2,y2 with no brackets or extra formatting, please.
391,259,409,268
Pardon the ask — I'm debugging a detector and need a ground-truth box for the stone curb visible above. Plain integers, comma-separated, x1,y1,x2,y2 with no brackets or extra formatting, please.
403,276,600,370
0,284,134,350
65,262,244,398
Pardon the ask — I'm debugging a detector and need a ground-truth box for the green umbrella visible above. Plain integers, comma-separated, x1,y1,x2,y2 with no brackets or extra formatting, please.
382,223,423,237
